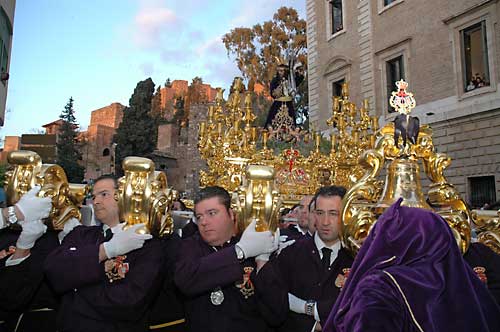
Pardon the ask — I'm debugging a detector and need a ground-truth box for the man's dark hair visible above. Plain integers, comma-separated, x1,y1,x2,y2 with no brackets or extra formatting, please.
175,199,187,211
195,186,231,212
94,174,118,189
311,185,347,209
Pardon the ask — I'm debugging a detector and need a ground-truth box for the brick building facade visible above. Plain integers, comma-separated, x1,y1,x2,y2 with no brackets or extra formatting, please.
307,0,500,208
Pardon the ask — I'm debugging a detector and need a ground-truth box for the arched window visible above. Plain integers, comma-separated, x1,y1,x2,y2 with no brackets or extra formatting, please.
102,148,110,156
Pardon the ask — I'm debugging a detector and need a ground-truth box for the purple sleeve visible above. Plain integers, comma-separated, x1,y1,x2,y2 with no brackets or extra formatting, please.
44,227,104,294
251,249,293,326
174,238,242,296
77,240,164,321
328,273,405,332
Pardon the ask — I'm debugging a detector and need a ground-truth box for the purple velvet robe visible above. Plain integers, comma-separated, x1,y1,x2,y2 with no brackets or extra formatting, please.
324,199,500,332
174,233,269,332
44,225,163,332
252,236,353,332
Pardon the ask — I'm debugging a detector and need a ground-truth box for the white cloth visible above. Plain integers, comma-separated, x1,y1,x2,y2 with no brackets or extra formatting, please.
103,223,152,258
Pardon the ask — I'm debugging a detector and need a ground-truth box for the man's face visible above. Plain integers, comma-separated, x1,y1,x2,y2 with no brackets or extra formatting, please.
313,195,342,246
298,196,313,229
195,197,235,246
277,67,286,77
92,178,120,227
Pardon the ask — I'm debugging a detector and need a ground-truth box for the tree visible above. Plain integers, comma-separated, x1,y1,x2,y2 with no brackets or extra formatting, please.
223,6,308,127
222,7,307,89
56,97,85,182
113,78,157,175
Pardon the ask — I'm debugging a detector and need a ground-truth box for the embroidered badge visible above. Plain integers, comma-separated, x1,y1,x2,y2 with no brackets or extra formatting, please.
0,246,16,259
210,288,224,305
473,266,488,284
335,268,351,289
104,255,129,283
235,266,255,298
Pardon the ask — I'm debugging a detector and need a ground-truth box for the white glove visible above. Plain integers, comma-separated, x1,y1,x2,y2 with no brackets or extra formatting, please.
58,218,81,243
16,220,47,249
15,186,52,222
288,293,306,314
236,219,277,259
103,223,153,258
256,229,281,262
277,232,296,255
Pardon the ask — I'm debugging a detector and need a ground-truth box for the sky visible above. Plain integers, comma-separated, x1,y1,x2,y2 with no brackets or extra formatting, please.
3,0,306,138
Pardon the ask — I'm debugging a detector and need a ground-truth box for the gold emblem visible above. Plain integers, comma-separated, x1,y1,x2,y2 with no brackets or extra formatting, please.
473,266,488,284
335,268,351,289
104,255,129,283
235,266,255,299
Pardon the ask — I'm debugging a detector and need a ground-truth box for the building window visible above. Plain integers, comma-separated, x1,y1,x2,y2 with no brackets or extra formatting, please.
102,148,110,156
469,176,496,209
330,0,343,34
384,0,396,5
386,55,404,112
332,78,345,98
461,21,490,93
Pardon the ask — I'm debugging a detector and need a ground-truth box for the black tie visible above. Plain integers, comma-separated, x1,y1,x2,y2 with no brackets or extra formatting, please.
321,248,332,270
104,228,113,241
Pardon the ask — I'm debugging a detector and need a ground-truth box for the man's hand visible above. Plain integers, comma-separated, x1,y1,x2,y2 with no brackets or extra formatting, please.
276,231,296,255
16,220,47,249
102,223,152,259
236,219,277,259
15,186,52,222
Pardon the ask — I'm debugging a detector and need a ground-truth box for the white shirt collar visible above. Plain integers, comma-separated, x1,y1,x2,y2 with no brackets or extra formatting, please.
314,232,341,264
102,222,123,234
294,224,307,235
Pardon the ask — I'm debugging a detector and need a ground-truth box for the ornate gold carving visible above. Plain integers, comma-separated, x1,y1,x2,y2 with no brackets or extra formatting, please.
232,165,281,233
198,80,378,206
5,150,88,230
341,81,471,254
117,157,175,236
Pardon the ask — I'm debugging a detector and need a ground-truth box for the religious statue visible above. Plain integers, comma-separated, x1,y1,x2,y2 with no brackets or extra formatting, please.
264,57,304,131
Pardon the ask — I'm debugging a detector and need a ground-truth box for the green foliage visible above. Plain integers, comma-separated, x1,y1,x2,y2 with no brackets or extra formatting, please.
113,78,157,175
0,163,7,187
223,6,308,127
56,97,85,183
222,6,307,88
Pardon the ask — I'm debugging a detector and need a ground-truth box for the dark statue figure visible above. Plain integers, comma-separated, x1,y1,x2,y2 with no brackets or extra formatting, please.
264,61,304,130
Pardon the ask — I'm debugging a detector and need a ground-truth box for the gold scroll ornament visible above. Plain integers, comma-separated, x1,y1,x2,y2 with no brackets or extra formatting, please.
5,150,88,230
117,156,176,237
232,165,281,234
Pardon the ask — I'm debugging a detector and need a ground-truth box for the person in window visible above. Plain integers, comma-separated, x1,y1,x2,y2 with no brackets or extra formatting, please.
466,80,476,91
323,199,500,332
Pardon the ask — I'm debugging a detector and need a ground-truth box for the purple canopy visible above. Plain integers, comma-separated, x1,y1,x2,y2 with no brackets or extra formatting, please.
324,199,500,332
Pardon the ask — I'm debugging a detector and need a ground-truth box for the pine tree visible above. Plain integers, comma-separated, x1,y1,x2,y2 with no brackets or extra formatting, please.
56,97,85,182
113,78,157,175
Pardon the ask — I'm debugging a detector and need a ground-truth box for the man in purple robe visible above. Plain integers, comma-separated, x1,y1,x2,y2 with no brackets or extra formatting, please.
324,199,500,332
0,186,54,332
252,186,353,332
174,186,276,332
464,241,500,306
44,174,164,332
